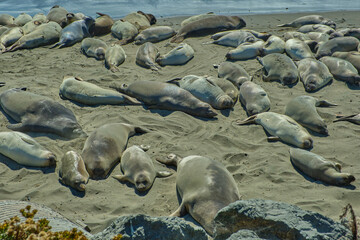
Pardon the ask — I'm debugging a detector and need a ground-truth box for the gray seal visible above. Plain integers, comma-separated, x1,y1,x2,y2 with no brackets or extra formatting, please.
46,5,68,28
213,61,251,88
59,151,89,191
0,131,56,167
332,51,360,72
113,145,172,191
297,24,335,35
0,88,86,139
289,148,355,186
105,43,126,72
156,43,194,66
14,13,32,26
82,123,148,180
285,38,314,60
320,56,360,85
134,26,175,45
236,112,313,149
181,12,215,26
278,15,336,28
110,80,217,118
210,76,239,103
284,95,336,135
0,14,15,26
315,36,359,59
0,27,23,51
156,154,240,236
135,42,160,70
111,19,138,45
239,81,270,115
261,35,285,55
204,30,256,48
257,53,299,86
80,38,108,60
296,58,333,92
225,40,264,61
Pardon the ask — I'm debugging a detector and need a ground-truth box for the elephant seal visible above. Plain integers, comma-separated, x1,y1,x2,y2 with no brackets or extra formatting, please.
14,13,32,26
105,43,126,72
89,12,114,36
236,112,313,149
0,26,9,36
82,123,148,180
135,42,160,70
239,81,270,115
156,43,194,66
0,131,56,167
285,38,314,60
21,20,42,35
0,14,15,26
110,80,217,118
210,76,239,103
211,29,270,41
32,13,47,23
134,26,175,45
59,151,89,191
261,35,285,55
59,76,140,105
332,51,360,72
285,96,336,135
46,5,68,28
297,24,335,35
4,22,61,52
0,88,86,139
289,148,355,186
296,58,333,92
315,36,359,59
156,154,241,236
283,31,310,41
0,27,23,51
111,19,138,44
80,38,108,60
204,30,256,48
213,61,251,88
50,17,94,48
334,113,360,125
257,53,299,86
278,15,336,28
171,15,246,43
330,28,360,39
181,12,215,26
65,13,83,25
168,75,234,110
320,56,360,85
122,11,156,30
225,40,264,61
113,145,172,191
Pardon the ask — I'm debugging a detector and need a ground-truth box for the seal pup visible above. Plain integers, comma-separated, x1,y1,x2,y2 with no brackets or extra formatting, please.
213,62,251,88
0,88,86,139
111,19,138,44
46,5,68,28
59,76,140,105
257,53,299,86
297,24,335,35
333,113,360,125
50,16,94,48
156,154,241,236
135,42,160,70
168,75,234,109
105,43,126,72
296,58,333,92
113,145,172,192
59,151,89,191
285,96,336,135
90,12,114,36
332,51,360,72
225,40,264,61
239,81,270,115
0,27,23,51
204,30,256,48
181,12,215,26
261,35,285,55
14,13,32,26
171,15,246,43
278,15,336,28
315,36,359,59
110,80,217,118
134,26,175,45
285,38,314,60
320,56,360,85
82,123,148,180
0,131,56,167
289,148,355,186
0,14,15,26
80,38,108,60
236,112,313,149
156,43,194,66
122,11,156,30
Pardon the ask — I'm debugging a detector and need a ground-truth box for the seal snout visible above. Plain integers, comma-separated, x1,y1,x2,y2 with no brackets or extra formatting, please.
47,153,57,166
135,174,151,191
302,138,313,149
92,168,106,179
218,95,234,109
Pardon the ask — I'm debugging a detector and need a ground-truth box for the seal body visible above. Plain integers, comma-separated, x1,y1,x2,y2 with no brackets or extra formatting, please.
297,58,333,92
90,12,114,36
122,11,154,30
81,123,148,180
59,76,140,105
135,42,160,70
134,26,175,45
320,56,360,85
277,15,336,28
257,53,299,85
111,20,138,44
297,24,335,35
181,12,215,26
289,148,355,186
225,40,264,60
332,51,360,72
0,14,15,26
0,27,23,50
285,38,314,60
105,44,126,72
59,151,89,191
46,5,68,28
81,38,108,60
14,13,32,26
0,131,56,167
261,35,285,55
32,13,47,23
113,145,172,191
214,61,251,88
210,76,239,103
0,88,86,139
156,43,194,66
111,80,217,118
285,96,335,135
208,30,256,48
239,81,270,115
236,112,313,149
315,36,359,59
156,154,241,236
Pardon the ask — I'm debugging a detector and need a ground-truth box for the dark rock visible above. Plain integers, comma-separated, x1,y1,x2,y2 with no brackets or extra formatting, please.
214,199,352,240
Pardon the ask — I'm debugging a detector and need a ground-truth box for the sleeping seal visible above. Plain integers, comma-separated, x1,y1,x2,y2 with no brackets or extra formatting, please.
278,15,336,28
205,30,256,48
315,36,359,59
111,19,138,44
181,12,215,26
90,12,114,36
113,145,172,192
225,40,264,61
0,27,23,51
122,11,156,30
135,42,160,70
134,26,175,45
156,43,194,66
105,43,127,72
332,51,360,72
80,38,108,60
14,13,32,26
213,62,251,88
297,24,335,35
46,5,68,28
0,14,15,26
239,81,270,115
285,38,314,60
261,35,285,55
320,56,360,85
289,148,355,186
156,154,241,236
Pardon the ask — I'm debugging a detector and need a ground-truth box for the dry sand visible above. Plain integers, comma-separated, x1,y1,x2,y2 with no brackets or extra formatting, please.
0,10,359,235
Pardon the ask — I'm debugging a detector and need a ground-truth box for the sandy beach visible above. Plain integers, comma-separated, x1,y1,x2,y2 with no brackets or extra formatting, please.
0,10,359,236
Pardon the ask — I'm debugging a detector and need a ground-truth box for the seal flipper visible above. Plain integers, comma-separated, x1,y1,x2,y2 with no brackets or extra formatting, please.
166,77,182,86
170,201,187,217
156,153,181,167
113,174,130,182
7,123,26,131
267,136,281,141
316,100,337,107
156,170,173,178
235,115,257,125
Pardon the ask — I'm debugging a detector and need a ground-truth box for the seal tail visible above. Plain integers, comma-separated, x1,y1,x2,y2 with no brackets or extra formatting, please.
316,100,337,107
156,153,181,167
50,42,60,49
170,34,184,43
235,115,257,125
166,77,182,86
277,23,292,27
333,114,357,123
